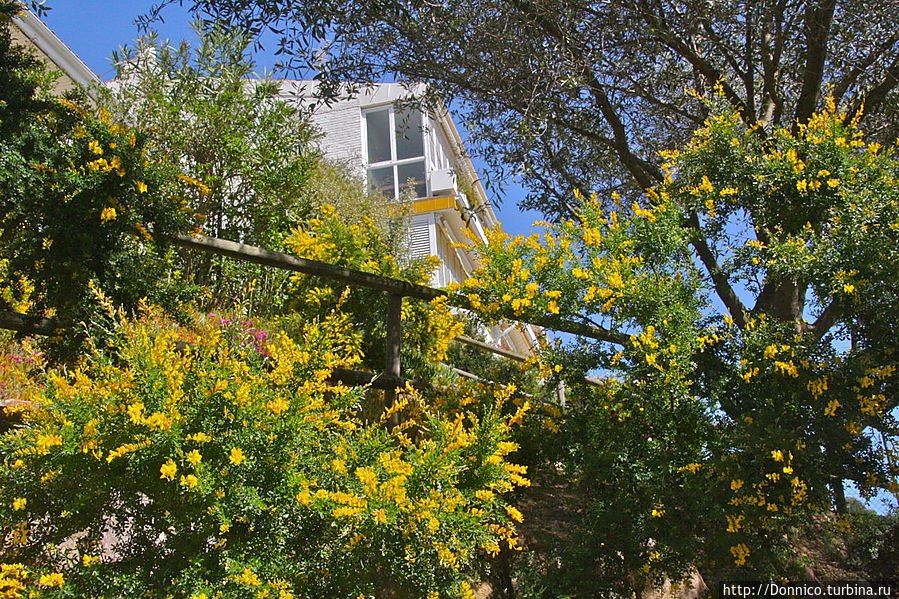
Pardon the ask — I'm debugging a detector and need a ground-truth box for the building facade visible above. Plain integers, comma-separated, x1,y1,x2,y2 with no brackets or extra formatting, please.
9,9,99,96
283,82,539,355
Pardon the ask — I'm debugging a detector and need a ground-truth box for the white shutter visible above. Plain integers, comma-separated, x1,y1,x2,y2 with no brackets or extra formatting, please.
407,217,431,261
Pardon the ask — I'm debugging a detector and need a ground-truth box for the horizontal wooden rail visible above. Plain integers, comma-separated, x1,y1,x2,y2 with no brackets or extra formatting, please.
454,334,529,362
328,368,432,393
171,233,628,345
172,234,444,302
0,312,61,336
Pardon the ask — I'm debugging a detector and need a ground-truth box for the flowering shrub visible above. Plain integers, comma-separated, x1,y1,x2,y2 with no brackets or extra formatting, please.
0,15,198,358
456,98,899,591
0,307,527,597
282,206,463,378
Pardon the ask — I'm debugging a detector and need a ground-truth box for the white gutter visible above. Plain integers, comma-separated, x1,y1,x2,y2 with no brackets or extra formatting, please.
432,100,499,230
12,10,101,96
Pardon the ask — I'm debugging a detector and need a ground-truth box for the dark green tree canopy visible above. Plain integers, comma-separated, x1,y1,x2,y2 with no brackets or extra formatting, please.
154,0,899,217
150,0,899,382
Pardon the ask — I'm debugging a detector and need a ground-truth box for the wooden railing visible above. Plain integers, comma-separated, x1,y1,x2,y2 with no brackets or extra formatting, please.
1,232,613,395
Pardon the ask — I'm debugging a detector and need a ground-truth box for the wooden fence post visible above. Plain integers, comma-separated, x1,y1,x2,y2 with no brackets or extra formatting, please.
384,293,403,427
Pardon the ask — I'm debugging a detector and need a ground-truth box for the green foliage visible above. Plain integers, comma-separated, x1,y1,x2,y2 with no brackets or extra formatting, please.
0,306,529,598
107,24,319,312
459,101,899,590
841,500,899,577
160,0,899,219
0,18,196,356
0,2,48,139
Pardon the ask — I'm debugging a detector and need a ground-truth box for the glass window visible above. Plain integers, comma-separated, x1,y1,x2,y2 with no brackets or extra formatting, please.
365,110,391,163
396,161,427,199
395,108,424,160
364,106,428,200
368,166,395,199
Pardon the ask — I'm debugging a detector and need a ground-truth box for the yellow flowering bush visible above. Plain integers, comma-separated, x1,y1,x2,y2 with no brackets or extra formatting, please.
282,206,463,378
457,98,899,591
0,307,526,597
0,60,198,357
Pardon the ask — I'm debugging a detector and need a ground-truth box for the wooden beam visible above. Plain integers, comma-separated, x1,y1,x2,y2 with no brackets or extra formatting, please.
171,233,443,301
328,367,432,393
454,334,529,362
0,312,61,336
383,293,404,427
170,233,628,345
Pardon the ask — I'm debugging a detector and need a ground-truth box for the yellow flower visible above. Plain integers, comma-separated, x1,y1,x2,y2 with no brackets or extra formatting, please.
100,207,117,222
505,505,524,523
160,459,177,481
229,447,246,465
82,554,100,567
137,181,147,193
127,401,144,424
238,568,261,586
771,450,784,462
730,543,750,566
35,433,62,454
39,572,65,587
475,489,495,502
180,474,198,488
843,283,855,293
12,497,26,510
186,450,202,466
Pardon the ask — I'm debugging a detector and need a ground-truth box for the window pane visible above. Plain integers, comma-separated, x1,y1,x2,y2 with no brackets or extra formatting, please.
366,110,391,163
368,166,395,199
395,108,424,160
397,161,426,199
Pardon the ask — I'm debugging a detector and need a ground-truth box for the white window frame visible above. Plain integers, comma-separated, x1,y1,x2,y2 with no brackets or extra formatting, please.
363,106,429,201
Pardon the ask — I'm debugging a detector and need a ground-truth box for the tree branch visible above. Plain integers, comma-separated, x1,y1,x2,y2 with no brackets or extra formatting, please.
759,0,788,127
833,34,899,105
808,299,841,343
686,212,748,329
507,0,662,189
846,53,899,124
632,1,754,126
793,0,837,130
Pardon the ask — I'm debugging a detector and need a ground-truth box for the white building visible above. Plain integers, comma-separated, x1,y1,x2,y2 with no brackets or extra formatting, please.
282,81,539,355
